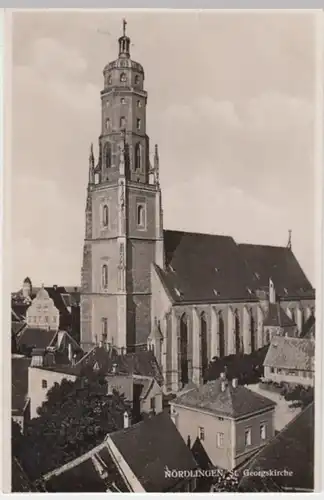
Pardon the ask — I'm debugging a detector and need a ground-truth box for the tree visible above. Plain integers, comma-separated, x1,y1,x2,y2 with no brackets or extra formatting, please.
17,372,131,481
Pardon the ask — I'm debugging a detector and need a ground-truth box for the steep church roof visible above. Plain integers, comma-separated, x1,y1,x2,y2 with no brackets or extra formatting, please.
157,230,314,305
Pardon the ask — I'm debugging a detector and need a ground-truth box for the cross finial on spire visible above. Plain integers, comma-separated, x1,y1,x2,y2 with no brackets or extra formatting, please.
123,18,127,37
287,229,292,250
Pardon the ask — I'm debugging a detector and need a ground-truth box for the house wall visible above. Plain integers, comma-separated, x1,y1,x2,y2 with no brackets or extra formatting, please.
264,366,314,387
28,367,77,419
141,379,163,415
170,403,233,470
234,408,275,467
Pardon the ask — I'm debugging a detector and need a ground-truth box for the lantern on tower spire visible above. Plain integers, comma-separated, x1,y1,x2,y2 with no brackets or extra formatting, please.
118,18,130,58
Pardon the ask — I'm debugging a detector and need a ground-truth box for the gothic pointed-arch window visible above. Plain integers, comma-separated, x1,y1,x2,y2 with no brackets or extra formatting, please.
105,118,110,131
135,75,140,85
234,309,241,354
250,309,256,352
101,317,108,339
102,264,108,289
102,205,109,227
179,313,189,386
107,74,112,85
200,312,208,380
120,116,126,128
218,311,225,358
135,142,142,171
120,72,127,83
137,204,146,228
105,143,112,168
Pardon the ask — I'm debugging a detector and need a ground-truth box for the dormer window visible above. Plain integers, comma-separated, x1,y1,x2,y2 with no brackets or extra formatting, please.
284,288,288,295
213,289,219,296
120,72,127,83
174,288,181,297
102,205,109,227
254,272,260,280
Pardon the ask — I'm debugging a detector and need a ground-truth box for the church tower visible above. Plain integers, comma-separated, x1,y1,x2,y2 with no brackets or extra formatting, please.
80,21,164,352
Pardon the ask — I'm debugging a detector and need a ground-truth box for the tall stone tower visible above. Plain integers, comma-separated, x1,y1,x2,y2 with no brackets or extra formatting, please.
80,21,164,353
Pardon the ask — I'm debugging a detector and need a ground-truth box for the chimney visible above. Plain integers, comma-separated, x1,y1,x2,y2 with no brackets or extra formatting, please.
232,378,238,388
68,343,72,363
123,411,129,429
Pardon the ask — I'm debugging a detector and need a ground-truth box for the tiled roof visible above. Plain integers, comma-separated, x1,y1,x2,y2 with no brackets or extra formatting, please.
264,336,314,371
238,243,314,299
11,302,29,321
239,403,314,492
74,346,164,385
172,379,275,419
157,230,314,304
16,328,57,353
43,442,128,493
109,413,198,492
263,303,296,327
12,355,31,414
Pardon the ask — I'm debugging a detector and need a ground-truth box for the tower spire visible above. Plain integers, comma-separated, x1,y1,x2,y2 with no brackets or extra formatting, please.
287,229,292,250
118,18,130,58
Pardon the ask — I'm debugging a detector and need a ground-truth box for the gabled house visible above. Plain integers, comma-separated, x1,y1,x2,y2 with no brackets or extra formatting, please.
170,374,276,471
263,336,315,387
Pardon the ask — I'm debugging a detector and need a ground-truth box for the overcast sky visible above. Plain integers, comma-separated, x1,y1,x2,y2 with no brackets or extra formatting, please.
11,10,316,290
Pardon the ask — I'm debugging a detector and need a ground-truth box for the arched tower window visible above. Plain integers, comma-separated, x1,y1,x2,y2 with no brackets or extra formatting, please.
120,116,126,128
120,72,127,83
200,312,208,380
102,205,109,227
135,75,140,84
234,309,241,354
179,314,189,386
101,318,108,339
105,143,112,168
107,74,112,85
102,264,108,289
135,142,142,171
218,311,225,358
137,204,145,228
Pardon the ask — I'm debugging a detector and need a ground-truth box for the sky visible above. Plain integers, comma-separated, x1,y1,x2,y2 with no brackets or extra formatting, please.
11,10,317,290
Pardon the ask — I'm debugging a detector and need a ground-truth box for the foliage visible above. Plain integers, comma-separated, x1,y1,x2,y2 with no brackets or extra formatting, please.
210,469,240,492
205,345,269,385
15,373,131,481
281,384,314,409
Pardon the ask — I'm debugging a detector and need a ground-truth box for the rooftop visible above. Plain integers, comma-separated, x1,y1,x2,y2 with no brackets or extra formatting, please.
109,412,198,492
263,303,296,328
264,336,315,371
12,355,31,414
155,230,314,305
172,378,276,419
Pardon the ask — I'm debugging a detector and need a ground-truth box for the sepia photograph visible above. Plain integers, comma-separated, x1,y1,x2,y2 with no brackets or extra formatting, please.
7,8,319,493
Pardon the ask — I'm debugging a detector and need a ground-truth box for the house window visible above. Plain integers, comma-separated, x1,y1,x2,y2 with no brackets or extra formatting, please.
102,264,108,289
216,432,224,448
134,142,142,170
101,318,108,337
42,380,47,389
198,426,205,441
120,72,127,82
120,116,126,128
244,428,252,447
136,118,141,130
44,316,49,323
102,204,109,227
150,397,156,410
270,367,275,373
260,423,267,440
137,204,146,228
